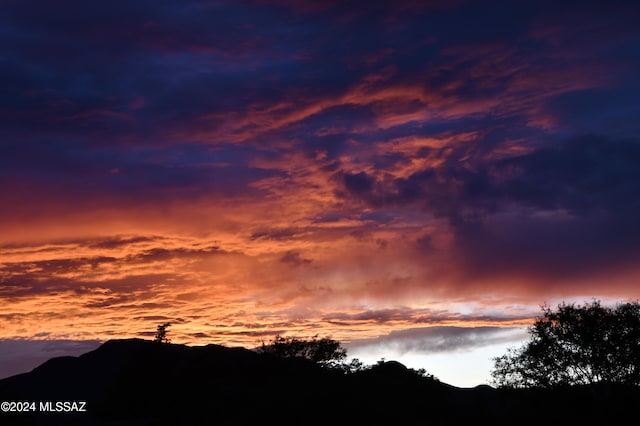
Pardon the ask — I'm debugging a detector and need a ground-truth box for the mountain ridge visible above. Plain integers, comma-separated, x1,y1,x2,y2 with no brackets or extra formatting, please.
1,338,638,425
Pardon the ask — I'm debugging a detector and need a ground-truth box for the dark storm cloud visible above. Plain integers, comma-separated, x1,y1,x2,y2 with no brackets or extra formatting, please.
0,1,459,139
343,171,375,195
3,0,638,182
453,135,640,280
337,134,640,279
0,138,280,205
497,135,640,216
542,88,640,138
0,0,336,137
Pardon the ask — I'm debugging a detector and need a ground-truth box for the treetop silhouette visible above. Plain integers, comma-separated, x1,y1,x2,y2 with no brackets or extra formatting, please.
491,300,640,388
154,322,172,344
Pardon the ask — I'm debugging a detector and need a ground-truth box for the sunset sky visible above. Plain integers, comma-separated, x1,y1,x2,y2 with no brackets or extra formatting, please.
1,0,640,387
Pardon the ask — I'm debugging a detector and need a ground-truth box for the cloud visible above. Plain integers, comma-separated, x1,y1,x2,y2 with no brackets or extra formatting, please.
449,135,640,282
323,306,532,327
250,227,305,241
0,236,230,297
346,326,527,355
0,0,639,364
279,251,313,267
88,236,161,250
332,134,640,285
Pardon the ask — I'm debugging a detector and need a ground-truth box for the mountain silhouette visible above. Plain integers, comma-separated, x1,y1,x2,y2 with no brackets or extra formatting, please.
1,339,638,425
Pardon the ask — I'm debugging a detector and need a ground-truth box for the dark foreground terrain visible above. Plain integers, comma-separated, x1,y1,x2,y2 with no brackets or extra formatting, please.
1,339,638,425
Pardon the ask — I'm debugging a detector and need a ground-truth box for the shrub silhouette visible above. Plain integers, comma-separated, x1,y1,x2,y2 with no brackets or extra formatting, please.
258,334,349,369
257,335,437,377
491,300,640,388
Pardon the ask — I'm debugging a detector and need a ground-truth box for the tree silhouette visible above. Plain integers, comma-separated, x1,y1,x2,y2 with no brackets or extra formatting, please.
491,300,640,388
154,322,172,343
258,334,349,369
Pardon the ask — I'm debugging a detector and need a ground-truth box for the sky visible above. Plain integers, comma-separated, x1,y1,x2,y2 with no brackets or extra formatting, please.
1,0,639,387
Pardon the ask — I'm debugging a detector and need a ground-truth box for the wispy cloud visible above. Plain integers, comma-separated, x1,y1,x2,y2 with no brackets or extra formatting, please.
346,326,528,355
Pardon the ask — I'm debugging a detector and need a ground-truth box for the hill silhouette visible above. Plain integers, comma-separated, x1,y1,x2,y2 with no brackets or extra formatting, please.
1,339,638,425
